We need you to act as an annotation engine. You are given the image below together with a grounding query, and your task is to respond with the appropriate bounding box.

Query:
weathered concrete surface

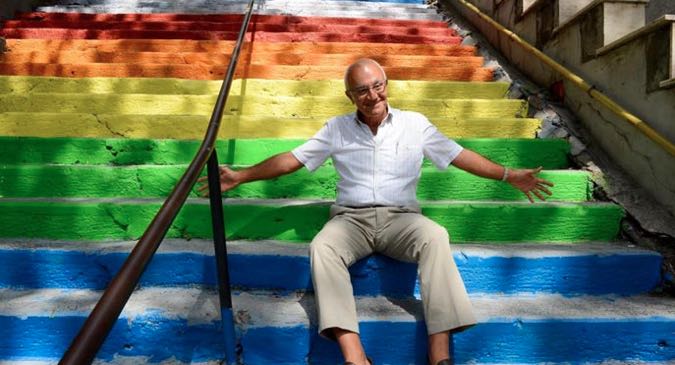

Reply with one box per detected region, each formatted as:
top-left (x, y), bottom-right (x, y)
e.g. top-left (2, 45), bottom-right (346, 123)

top-left (0, 198), bottom-right (623, 242)
top-left (0, 0), bottom-right (46, 20)
top-left (646, 0), bottom-right (675, 23)
top-left (439, 0), bottom-right (675, 225)
top-left (0, 137), bottom-right (571, 168)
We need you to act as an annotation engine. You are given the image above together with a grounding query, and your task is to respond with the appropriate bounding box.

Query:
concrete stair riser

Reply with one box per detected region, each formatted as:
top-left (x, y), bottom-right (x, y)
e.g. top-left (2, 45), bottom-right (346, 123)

top-left (0, 77), bottom-right (509, 99)
top-left (0, 241), bottom-right (662, 296)
top-left (0, 165), bottom-right (591, 201)
top-left (0, 137), bottom-right (572, 168)
top-left (0, 52), bottom-right (484, 68)
top-left (0, 199), bottom-right (623, 242)
top-left (0, 28), bottom-right (460, 43)
top-left (0, 63), bottom-right (492, 80)
top-left (14, 12), bottom-right (448, 26)
top-left (0, 95), bottom-right (525, 118)
top-left (0, 20), bottom-right (458, 37)
top-left (1, 289), bottom-right (673, 363)
top-left (4, 39), bottom-right (480, 55)
top-left (0, 113), bottom-right (539, 139)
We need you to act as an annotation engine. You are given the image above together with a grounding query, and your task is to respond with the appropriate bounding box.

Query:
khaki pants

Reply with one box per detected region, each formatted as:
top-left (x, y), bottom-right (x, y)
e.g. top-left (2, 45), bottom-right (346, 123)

top-left (310, 205), bottom-right (476, 338)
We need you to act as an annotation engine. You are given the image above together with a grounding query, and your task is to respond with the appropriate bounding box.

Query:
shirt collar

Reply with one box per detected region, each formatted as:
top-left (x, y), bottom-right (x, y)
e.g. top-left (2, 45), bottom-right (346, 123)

top-left (353, 104), bottom-right (395, 126)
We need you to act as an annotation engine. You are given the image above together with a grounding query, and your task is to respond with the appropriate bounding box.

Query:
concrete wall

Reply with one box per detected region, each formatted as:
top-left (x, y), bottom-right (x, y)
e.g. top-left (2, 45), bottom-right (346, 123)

top-left (1, 0), bottom-right (47, 20)
top-left (440, 0), bottom-right (675, 221)
top-left (647, 0), bottom-right (675, 22)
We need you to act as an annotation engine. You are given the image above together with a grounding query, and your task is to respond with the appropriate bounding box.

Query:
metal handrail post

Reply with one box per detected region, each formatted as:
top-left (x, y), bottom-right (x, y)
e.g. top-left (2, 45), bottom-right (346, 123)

top-left (206, 152), bottom-right (237, 364)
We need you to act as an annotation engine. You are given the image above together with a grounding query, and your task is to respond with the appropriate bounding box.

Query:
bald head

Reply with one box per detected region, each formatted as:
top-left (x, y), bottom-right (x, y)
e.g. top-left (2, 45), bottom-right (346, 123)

top-left (344, 58), bottom-right (387, 91)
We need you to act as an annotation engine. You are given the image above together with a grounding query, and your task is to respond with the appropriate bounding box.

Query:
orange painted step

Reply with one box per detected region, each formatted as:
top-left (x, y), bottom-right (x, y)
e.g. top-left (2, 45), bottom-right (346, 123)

top-left (14, 12), bottom-right (450, 28)
top-left (1, 20), bottom-right (456, 37)
top-left (0, 63), bottom-right (493, 81)
top-left (0, 51), bottom-right (484, 68)
top-left (4, 39), bottom-right (479, 56)
top-left (0, 28), bottom-right (460, 44)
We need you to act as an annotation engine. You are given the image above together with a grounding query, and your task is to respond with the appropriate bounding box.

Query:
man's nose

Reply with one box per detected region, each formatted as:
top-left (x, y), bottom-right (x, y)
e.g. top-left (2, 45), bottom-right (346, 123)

top-left (365, 87), bottom-right (379, 100)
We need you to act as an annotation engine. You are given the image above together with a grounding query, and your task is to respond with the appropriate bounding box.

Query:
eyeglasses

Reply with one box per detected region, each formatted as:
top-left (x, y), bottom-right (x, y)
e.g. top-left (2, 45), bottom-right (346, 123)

top-left (348, 80), bottom-right (387, 98)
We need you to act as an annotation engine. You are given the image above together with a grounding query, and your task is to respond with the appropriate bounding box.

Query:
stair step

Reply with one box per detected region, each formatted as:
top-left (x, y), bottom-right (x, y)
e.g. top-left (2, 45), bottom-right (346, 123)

top-left (4, 39), bottom-right (479, 55)
top-left (0, 113), bottom-right (538, 139)
top-left (0, 137), bottom-right (571, 169)
top-left (1, 51), bottom-right (483, 68)
top-left (0, 76), bottom-right (509, 99)
top-left (0, 288), bottom-right (672, 363)
top-left (0, 198), bottom-right (623, 242)
top-left (0, 165), bottom-right (590, 201)
top-left (0, 28), bottom-right (458, 44)
top-left (0, 95), bottom-right (523, 118)
top-left (0, 240), bottom-right (660, 296)
top-left (0, 62), bottom-right (492, 81)
top-left (15, 11), bottom-right (446, 27)
top-left (1, 20), bottom-right (456, 38)
top-left (32, 7), bottom-right (443, 21)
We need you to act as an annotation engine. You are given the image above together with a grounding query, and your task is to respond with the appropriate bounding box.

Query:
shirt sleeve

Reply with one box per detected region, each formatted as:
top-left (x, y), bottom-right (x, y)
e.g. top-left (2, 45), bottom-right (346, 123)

top-left (421, 118), bottom-right (464, 170)
top-left (291, 121), bottom-right (334, 172)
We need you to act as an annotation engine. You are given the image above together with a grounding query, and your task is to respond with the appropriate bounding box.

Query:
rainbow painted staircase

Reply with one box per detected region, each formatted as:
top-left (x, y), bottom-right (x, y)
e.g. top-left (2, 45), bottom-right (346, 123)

top-left (0, 0), bottom-right (673, 364)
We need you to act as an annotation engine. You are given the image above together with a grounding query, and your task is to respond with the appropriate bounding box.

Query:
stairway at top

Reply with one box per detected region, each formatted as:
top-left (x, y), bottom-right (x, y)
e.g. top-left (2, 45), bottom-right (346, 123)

top-left (0, 0), bottom-right (672, 364)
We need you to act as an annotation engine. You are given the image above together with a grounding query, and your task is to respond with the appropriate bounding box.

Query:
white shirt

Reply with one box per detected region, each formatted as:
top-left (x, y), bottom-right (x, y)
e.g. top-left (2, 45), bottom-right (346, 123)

top-left (291, 107), bottom-right (464, 207)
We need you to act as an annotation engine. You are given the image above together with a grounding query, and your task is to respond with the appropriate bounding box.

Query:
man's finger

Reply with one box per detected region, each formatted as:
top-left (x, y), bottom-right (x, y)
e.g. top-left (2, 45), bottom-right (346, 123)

top-left (537, 184), bottom-right (553, 196)
top-left (535, 178), bottom-right (554, 187)
top-left (525, 191), bottom-right (534, 203)
top-left (530, 166), bottom-right (543, 175)
top-left (533, 190), bottom-right (546, 201)
top-left (197, 175), bottom-right (208, 183)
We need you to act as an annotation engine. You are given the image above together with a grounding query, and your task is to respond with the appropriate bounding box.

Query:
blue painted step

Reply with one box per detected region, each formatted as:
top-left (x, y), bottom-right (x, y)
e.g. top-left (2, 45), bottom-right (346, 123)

top-left (0, 240), bottom-right (662, 296)
top-left (1, 288), bottom-right (673, 364)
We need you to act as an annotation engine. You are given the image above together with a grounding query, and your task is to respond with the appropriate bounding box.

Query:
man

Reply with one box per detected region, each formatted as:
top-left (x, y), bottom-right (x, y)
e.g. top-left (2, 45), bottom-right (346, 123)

top-left (199, 58), bottom-right (553, 365)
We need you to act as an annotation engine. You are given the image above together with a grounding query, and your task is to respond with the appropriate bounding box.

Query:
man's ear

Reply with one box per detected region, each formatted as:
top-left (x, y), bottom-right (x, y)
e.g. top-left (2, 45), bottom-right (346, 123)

top-left (345, 91), bottom-right (355, 104)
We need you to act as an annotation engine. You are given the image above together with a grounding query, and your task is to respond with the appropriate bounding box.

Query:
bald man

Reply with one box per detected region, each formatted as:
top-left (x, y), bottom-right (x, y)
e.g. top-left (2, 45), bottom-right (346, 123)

top-left (200, 59), bottom-right (553, 365)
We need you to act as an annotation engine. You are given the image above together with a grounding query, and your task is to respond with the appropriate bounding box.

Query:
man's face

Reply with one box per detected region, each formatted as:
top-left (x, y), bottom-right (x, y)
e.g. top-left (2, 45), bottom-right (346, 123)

top-left (345, 65), bottom-right (388, 121)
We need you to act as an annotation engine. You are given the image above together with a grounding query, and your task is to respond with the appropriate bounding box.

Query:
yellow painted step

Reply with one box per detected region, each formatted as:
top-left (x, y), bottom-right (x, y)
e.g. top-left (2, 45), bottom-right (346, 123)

top-left (0, 113), bottom-right (540, 139)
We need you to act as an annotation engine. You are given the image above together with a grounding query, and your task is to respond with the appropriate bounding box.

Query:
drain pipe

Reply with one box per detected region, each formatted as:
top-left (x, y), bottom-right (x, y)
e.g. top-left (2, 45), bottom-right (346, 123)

top-left (447, 0), bottom-right (675, 157)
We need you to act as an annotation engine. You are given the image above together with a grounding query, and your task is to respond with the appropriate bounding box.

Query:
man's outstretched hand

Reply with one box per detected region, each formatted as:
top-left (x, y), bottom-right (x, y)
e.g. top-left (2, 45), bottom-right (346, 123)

top-left (197, 165), bottom-right (241, 197)
top-left (507, 166), bottom-right (554, 203)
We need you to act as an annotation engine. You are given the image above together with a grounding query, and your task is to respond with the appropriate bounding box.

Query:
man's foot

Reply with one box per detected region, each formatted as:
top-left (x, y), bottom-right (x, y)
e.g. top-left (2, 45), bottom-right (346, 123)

top-left (435, 359), bottom-right (452, 365)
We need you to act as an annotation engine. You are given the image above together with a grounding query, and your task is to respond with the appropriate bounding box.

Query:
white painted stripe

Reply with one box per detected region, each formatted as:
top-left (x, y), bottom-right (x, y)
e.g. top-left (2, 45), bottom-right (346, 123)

top-left (1, 289), bottom-right (673, 327)
top-left (0, 239), bottom-right (657, 258)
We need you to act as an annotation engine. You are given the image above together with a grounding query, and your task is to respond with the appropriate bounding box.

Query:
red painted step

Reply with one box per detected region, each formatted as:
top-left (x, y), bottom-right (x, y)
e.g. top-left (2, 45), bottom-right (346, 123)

top-left (14, 12), bottom-right (450, 28)
top-left (1, 20), bottom-right (456, 37)
top-left (0, 28), bottom-right (461, 44)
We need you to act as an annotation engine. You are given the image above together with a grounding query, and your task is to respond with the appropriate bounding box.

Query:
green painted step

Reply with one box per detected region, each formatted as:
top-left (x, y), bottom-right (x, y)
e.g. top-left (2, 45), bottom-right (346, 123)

top-left (0, 94), bottom-right (528, 118)
top-left (0, 113), bottom-right (540, 139)
top-left (0, 199), bottom-right (622, 242)
top-left (0, 76), bottom-right (510, 99)
top-left (0, 137), bottom-right (571, 168)
top-left (0, 165), bottom-right (590, 201)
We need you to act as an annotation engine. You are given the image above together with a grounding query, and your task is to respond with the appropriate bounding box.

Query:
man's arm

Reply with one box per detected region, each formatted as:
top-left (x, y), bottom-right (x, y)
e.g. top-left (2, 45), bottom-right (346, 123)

top-left (197, 152), bottom-right (303, 196)
top-left (451, 149), bottom-right (554, 202)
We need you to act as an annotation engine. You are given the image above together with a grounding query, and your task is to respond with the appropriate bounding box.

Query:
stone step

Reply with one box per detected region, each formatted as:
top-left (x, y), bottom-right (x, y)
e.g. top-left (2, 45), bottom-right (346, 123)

top-left (0, 95), bottom-right (524, 118)
top-left (0, 28), bottom-right (459, 44)
top-left (0, 76), bottom-right (508, 99)
top-left (15, 11), bottom-right (446, 27)
top-left (4, 39), bottom-right (479, 55)
top-left (0, 137), bottom-right (571, 169)
top-left (0, 51), bottom-right (483, 68)
top-left (0, 62), bottom-right (491, 80)
top-left (32, 7), bottom-right (442, 21)
top-left (0, 239), bottom-right (661, 296)
top-left (0, 113), bottom-right (538, 139)
top-left (1, 20), bottom-right (456, 38)
top-left (0, 165), bottom-right (590, 201)
top-left (0, 288), bottom-right (672, 363)
top-left (0, 198), bottom-right (623, 242)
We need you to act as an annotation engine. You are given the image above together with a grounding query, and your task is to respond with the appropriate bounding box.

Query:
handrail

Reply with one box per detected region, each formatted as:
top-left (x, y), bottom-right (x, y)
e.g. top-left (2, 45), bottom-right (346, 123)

top-left (450, 0), bottom-right (675, 157)
top-left (59, 0), bottom-right (257, 363)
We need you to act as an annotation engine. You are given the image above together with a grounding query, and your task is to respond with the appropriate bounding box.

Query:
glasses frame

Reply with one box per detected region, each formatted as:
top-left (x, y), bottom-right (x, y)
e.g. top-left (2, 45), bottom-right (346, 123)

top-left (348, 79), bottom-right (388, 98)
